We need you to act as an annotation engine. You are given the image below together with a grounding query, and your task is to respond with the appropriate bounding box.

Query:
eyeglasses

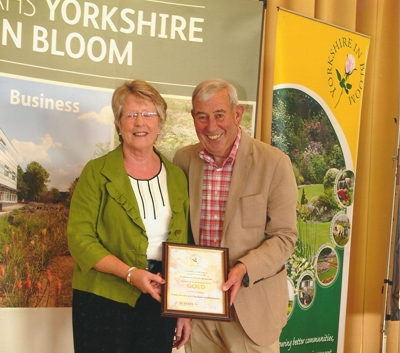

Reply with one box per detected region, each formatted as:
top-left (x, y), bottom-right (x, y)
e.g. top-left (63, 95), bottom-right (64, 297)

top-left (123, 111), bottom-right (159, 119)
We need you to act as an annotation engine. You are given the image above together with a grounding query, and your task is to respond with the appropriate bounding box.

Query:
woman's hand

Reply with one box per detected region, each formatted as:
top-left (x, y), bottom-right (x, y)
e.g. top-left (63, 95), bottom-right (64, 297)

top-left (150, 272), bottom-right (163, 291)
top-left (128, 268), bottom-right (165, 302)
top-left (92, 255), bottom-right (166, 302)
top-left (173, 318), bottom-right (192, 349)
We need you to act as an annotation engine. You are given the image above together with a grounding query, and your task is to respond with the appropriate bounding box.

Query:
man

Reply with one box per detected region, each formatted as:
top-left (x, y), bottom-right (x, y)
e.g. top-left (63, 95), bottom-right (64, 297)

top-left (173, 78), bottom-right (298, 353)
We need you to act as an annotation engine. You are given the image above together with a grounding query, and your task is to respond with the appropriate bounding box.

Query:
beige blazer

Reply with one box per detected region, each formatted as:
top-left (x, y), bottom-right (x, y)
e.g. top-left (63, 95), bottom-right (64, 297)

top-left (174, 131), bottom-right (298, 346)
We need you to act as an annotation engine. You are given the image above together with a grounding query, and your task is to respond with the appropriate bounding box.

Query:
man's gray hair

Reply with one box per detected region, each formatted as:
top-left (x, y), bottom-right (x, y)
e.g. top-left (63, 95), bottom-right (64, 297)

top-left (192, 78), bottom-right (238, 110)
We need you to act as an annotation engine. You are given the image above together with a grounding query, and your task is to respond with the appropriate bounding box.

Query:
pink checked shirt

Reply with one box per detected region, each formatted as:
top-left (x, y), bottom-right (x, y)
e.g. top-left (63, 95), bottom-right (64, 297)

top-left (199, 128), bottom-right (242, 247)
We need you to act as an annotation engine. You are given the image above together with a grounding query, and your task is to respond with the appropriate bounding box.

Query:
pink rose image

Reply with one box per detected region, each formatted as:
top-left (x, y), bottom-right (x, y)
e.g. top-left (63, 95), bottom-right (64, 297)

top-left (345, 54), bottom-right (356, 74)
top-left (335, 54), bottom-right (357, 108)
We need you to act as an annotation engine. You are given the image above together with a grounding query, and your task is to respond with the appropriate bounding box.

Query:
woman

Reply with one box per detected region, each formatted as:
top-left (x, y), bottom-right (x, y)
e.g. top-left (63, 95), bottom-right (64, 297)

top-left (68, 79), bottom-right (192, 353)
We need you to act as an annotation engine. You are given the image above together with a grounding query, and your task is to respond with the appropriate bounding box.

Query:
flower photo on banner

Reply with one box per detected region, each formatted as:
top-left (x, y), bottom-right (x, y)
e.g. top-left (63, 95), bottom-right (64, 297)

top-left (335, 54), bottom-right (357, 108)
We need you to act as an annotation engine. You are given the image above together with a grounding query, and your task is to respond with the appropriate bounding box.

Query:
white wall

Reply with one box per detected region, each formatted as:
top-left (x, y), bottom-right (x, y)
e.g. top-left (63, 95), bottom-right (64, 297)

top-left (0, 307), bottom-right (187, 353)
top-left (0, 308), bottom-right (74, 353)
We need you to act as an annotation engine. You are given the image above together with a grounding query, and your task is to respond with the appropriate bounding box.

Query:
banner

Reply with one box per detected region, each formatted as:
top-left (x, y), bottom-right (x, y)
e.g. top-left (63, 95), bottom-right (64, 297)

top-left (0, 0), bottom-right (264, 309)
top-left (272, 9), bottom-right (370, 353)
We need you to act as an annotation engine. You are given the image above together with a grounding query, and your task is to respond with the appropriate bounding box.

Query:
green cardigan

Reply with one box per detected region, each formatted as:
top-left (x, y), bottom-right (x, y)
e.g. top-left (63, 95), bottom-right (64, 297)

top-left (67, 145), bottom-right (191, 307)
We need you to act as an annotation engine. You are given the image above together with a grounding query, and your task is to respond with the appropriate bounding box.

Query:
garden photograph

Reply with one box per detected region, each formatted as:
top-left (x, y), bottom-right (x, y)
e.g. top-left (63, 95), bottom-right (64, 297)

top-left (298, 274), bottom-right (315, 308)
top-left (331, 213), bottom-right (351, 247)
top-left (0, 203), bottom-right (73, 307)
top-left (316, 246), bottom-right (339, 286)
top-left (272, 88), bottom-right (348, 301)
top-left (335, 170), bottom-right (355, 207)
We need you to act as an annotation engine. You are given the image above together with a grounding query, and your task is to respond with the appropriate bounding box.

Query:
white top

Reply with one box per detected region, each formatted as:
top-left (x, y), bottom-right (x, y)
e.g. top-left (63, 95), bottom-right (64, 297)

top-left (129, 163), bottom-right (171, 260)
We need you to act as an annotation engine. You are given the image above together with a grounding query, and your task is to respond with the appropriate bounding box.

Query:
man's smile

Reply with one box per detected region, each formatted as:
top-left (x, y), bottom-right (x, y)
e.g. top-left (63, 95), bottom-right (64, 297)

top-left (207, 133), bottom-right (222, 140)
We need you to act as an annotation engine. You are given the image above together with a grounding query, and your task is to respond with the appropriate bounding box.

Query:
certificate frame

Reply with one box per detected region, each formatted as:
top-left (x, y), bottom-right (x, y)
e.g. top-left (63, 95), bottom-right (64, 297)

top-left (161, 242), bottom-right (231, 321)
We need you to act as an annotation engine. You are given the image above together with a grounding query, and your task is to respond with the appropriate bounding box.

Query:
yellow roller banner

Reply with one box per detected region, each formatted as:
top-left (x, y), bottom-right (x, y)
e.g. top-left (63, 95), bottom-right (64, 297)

top-left (272, 8), bottom-right (370, 353)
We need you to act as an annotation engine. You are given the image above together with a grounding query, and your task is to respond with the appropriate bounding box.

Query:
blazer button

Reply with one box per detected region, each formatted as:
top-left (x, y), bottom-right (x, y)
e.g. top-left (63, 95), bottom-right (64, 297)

top-left (175, 230), bottom-right (182, 236)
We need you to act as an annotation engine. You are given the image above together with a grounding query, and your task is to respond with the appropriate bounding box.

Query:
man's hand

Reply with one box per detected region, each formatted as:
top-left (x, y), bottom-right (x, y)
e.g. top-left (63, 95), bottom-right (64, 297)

top-left (173, 318), bottom-right (192, 349)
top-left (222, 262), bottom-right (247, 306)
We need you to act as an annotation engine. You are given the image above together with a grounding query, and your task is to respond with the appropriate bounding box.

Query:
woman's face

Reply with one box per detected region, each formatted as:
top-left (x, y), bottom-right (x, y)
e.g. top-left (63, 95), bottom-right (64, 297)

top-left (119, 94), bottom-right (161, 152)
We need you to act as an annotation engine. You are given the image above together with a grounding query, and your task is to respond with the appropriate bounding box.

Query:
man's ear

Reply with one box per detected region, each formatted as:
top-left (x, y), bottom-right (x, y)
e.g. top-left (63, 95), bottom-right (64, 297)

top-left (235, 105), bottom-right (244, 126)
top-left (191, 109), bottom-right (195, 119)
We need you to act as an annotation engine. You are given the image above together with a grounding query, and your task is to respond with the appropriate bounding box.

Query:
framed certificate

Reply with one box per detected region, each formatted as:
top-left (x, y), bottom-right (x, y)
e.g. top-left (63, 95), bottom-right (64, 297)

top-left (161, 242), bottom-right (231, 321)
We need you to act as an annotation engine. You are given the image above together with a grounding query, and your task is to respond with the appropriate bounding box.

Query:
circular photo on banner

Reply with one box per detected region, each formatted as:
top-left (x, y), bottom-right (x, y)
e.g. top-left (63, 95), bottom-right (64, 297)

top-left (316, 245), bottom-right (339, 286)
top-left (297, 271), bottom-right (315, 309)
top-left (331, 212), bottom-right (351, 247)
top-left (287, 277), bottom-right (295, 319)
top-left (334, 169), bottom-right (355, 207)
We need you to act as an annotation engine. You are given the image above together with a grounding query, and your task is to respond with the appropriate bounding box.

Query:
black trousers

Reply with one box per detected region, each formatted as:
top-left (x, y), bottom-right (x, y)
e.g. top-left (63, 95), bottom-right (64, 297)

top-left (72, 289), bottom-right (176, 353)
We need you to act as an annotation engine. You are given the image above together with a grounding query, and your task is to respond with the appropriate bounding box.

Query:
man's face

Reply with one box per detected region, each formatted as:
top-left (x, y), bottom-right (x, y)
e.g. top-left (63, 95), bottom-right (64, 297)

top-left (191, 89), bottom-right (243, 164)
